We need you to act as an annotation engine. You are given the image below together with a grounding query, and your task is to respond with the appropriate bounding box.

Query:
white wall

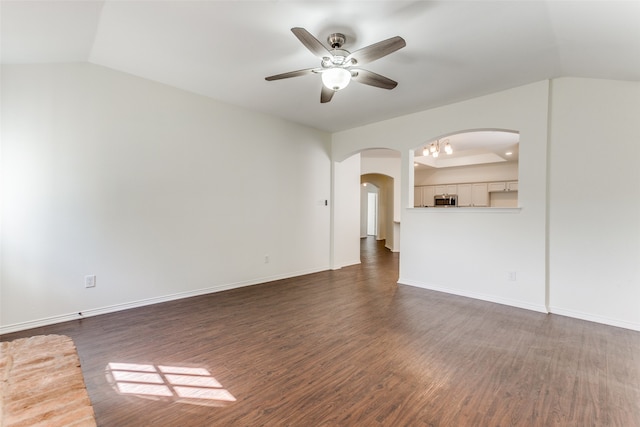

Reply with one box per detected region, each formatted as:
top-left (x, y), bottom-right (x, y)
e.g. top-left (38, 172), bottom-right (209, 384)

top-left (333, 81), bottom-right (550, 314)
top-left (359, 184), bottom-right (370, 238)
top-left (331, 153), bottom-right (361, 269)
top-left (1, 63), bottom-right (332, 332)
top-left (548, 78), bottom-right (640, 330)
top-left (415, 161), bottom-right (518, 186)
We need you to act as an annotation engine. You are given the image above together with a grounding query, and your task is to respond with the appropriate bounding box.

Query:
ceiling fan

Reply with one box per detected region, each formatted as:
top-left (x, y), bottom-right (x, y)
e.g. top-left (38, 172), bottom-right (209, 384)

top-left (265, 27), bottom-right (406, 103)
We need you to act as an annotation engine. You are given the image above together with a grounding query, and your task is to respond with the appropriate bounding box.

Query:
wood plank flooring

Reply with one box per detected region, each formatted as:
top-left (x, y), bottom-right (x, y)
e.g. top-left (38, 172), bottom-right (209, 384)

top-left (2, 237), bottom-right (640, 426)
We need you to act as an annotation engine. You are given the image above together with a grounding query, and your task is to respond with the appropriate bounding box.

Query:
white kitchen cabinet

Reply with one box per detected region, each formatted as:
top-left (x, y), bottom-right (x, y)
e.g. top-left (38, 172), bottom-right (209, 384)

top-left (414, 186), bottom-right (423, 207)
top-left (488, 182), bottom-right (506, 192)
top-left (488, 181), bottom-right (518, 192)
top-left (422, 186), bottom-right (436, 207)
top-left (417, 182), bottom-right (510, 207)
top-left (471, 183), bottom-right (489, 206)
top-left (458, 183), bottom-right (488, 207)
top-left (414, 186), bottom-right (436, 207)
top-left (457, 184), bottom-right (472, 206)
top-left (435, 184), bottom-right (457, 196)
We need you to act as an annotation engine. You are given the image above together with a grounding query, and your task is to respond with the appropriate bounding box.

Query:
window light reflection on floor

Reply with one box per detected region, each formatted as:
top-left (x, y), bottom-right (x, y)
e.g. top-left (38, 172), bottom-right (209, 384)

top-left (105, 362), bottom-right (236, 407)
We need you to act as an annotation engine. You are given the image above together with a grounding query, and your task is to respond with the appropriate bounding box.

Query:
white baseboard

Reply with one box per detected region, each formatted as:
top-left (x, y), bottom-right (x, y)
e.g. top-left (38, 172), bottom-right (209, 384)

top-left (0, 266), bottom-right (330, 335)
top-left (548, 306), bottom-right (640, 332)
top-left (398, 277), bottom-right (548, 314)
top-left (331, 259), bottom-right (361, 270)
top-left (398, 278), bottom-right (640, 331)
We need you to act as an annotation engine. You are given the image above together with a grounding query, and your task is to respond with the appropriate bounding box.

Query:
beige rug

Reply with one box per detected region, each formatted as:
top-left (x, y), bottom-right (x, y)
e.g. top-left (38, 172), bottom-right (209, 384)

top-left (0, 335), bottom-right (96, 427)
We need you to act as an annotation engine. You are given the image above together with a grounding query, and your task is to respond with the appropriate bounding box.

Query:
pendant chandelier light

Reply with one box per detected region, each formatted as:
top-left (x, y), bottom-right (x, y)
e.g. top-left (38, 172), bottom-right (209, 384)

top-left (423, 139), bottom-right (453, 158)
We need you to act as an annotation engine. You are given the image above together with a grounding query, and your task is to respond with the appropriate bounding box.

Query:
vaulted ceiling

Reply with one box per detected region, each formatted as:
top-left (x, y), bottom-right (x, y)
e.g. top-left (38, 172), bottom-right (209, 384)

top-left (2, 1), bottom-right (639, 133)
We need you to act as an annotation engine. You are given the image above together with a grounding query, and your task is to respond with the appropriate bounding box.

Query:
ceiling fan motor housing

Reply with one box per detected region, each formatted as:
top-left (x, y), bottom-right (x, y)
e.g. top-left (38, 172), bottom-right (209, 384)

top-left (327, 33), bottom-right (346, 49)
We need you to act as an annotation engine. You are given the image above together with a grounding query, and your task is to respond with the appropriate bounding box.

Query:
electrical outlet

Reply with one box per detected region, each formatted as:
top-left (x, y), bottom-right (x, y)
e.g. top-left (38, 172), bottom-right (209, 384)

top-left (507, 271), bottom-right (517, 282)
top-left (264, 255), bottom-right (269, 264)
top-left (85, 275), bottom-right (96, 288)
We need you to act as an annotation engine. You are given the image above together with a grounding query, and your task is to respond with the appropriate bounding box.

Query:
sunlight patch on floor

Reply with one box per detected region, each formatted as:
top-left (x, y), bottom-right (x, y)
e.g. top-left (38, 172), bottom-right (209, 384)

top-left (105, 362), bottom-right (236, 407)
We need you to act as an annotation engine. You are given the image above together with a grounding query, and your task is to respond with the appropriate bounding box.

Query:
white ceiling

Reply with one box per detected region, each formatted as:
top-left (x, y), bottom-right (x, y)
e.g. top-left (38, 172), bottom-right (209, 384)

top-left (415, 130), bottom-right (519, 169)
top-left (2, 1), bottom-right (639, 133)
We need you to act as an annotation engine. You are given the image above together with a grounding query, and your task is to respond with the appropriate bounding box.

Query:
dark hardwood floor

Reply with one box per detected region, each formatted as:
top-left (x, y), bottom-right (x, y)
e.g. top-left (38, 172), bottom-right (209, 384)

top-left (3, 237), bottom-right (640, 426)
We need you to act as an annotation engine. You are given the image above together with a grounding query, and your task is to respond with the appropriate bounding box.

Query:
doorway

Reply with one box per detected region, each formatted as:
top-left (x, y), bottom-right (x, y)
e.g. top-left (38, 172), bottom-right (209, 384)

top-left (367, 189), bottom-right (378, 236)
top-left (360, 174), bottom-right (396, 251)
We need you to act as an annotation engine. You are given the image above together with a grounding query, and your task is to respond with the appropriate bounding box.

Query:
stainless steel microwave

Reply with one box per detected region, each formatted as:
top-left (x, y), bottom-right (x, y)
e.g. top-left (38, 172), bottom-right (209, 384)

top-left (434, 194), bottom-right (458, 207)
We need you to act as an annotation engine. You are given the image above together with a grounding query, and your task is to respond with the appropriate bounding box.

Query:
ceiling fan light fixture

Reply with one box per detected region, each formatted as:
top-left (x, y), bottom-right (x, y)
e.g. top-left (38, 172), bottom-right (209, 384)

top-left (322, 68), bottom-right (351, 91)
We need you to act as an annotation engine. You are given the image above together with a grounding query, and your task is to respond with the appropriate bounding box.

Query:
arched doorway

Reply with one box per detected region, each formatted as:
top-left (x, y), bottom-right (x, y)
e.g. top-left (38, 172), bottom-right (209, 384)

top-left (330, 148), bottom-right (400, 270)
